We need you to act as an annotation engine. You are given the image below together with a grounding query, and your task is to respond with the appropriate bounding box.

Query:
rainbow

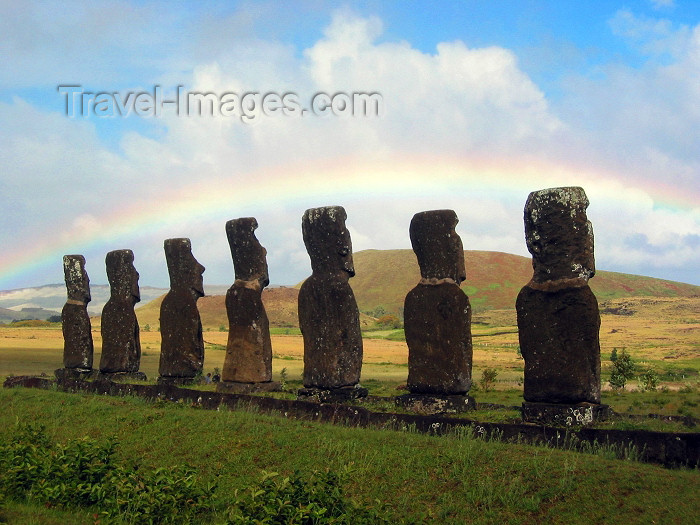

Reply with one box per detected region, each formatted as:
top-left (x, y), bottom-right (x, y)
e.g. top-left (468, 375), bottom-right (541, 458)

top-left (1, 154), bottom-right (697, 289)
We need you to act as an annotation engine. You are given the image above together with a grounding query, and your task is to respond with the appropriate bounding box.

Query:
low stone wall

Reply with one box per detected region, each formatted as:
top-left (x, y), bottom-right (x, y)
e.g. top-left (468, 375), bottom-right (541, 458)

top-left (4, 375), bottom-right (698, 468)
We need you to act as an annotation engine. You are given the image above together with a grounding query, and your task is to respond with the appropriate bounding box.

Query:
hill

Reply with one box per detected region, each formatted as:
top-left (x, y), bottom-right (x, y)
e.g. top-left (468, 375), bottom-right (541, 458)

top-left (0, 284), bottom-right (170, 318)
top-left (125, 249), bottom-right (698, 329)
top-left (132, 286), bottom-right (305, 331)
top-left (350, 249), bottom-right (700, 315)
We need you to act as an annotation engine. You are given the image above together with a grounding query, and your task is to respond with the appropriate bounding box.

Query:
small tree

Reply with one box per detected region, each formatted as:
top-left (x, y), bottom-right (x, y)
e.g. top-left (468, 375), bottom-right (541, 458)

top-left (639, 368), bottom-right (659, 392)
top-left (609, 349), bottom-right (635, 390)
top-left (479, 368), bottom-right (498, 392)
top-left (376, 314), bottom-right (402, 329)
top-left (143, 324), bottom-right (150, 332)
top-left (610, 347), bottom-right (618, 362)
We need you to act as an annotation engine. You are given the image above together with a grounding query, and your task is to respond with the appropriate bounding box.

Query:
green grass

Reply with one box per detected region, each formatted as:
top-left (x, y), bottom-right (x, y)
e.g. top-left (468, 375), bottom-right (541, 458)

top-left (269, 327), bottom-right (302, 335)
top-left (0, 387), bottom-right (698, 524)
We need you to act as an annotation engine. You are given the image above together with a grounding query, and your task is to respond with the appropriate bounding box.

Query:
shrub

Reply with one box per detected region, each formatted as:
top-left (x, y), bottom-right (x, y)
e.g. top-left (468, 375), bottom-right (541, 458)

top-left (376, 314), bottom-right (402, 329)
top-left (0, 424), bottom-right (214, 524)
top-left (639, 369), bottom-right (659, 392)
top-left (609, 349), bottom-right (635, 390)
top-left (479, 368), bottom-right (498, 392)
top-left (226, 470), bottom-right (393, 524)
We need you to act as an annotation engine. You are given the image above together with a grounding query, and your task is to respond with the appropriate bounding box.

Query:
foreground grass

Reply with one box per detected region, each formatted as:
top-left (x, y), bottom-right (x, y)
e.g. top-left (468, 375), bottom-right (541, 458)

top-left (1, 388), bottom-right (698, 524)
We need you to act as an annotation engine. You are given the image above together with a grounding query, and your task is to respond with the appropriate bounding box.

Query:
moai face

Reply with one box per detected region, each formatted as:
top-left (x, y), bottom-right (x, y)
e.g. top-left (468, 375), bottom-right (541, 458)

top-left (524, 187), bottom-right (595, 283)
top-left (164, 238), bottom-right (205, 298)
top-left (226, 217), bottom-right (269, 288)
top-left (63, 254), bottom-right (91, 303)
top-left (105, 250), bottom-right (140, 305)
top-left (409, 210), bottom-right (466, 284)
top-left (302, 206), bottom-right (354, 278)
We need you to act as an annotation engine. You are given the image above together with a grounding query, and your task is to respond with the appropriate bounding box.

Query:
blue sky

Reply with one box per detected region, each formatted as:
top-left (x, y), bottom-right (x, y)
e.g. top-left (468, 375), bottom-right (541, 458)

top-left (1, 0), bottom-right (698, 290)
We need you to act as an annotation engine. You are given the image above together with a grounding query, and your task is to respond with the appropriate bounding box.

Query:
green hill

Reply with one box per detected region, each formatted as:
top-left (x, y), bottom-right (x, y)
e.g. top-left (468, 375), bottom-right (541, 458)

top-left (351, 249), bottom-right (700, 315)
top-left (129, 250), bottom-right (699, 327)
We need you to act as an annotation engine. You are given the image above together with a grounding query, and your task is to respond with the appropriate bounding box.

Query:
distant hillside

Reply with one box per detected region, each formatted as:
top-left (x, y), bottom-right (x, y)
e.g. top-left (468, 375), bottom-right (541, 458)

top-left (132, 287), bottom-right (304, 330)
top-left (131, 286), bottom-right (376, 331)
top-left (0, 284), bottom-right (169, 317)
top-left (104, 249), bottom-right (700, 328)
top-left (351, 249), bottom-right (700, 314)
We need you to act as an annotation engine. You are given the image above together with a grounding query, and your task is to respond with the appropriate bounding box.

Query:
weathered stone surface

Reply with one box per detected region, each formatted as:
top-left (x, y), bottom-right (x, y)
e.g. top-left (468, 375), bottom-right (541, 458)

top-left (404, 210), bottom-right (472, 395)
top-left (410, 210), bottom-right (466, 283)
top-left (61, 255), bottom-right (93, 370)
top-left (524, 186), bottom-right (595, 286)
top-left (221, 218), bottom-right (273, 384)
top-left (217, 380), bottom-right (281, 394)
top-left (516, 187), bottom-right (602, 404)
top-left (522, 402), bottom-right (611, 426)
top-left (158, 238), bottom-right (205, 379)
top-left (297, 385), bottom-right (368, 403)
top-left (100, 250), bottom-right (142, 374)
top-left (395, 393), bottom-right (476, 415)
top-left (298, 206), bottom-right (363, 390)
top-left (517, 286), bottom-right (601, 403)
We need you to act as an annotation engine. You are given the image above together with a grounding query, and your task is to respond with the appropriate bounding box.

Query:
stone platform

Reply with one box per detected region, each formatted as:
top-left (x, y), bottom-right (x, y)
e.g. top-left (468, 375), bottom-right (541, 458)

top-left (396, 393), bottom-right (476, 415)
top-left (297, 385), bottom-right (368, 403)
top-left (97, 371), bottom-right (147, 382)
top-left (54, 368), bottom-right (99, 381)
top-left (216, 381), bottom-right (281, 394)
top-left (522, 402), bottom-right (611, 426)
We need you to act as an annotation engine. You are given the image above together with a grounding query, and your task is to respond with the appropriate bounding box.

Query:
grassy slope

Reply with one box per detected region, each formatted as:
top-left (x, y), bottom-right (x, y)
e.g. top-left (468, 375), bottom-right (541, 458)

top-left (132, 286), bottom-right (375, 331)
top-left (1, 387), bottom-right (698, 524)
top-left (129, 250), bottom-right (700, 328)
top-left (351, 249), bottom-right (700, 314)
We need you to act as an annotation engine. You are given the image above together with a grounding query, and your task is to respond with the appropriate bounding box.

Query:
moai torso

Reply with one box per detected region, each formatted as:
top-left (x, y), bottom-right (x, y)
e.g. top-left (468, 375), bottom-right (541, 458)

top-left (61, 255), bottom-right (94, 370)
top-left (298, 206), bottom-right (363, 389)
top-left (404, 210), bottom-right (472, 394)
top-left (159, 238), bottom-right (205, 378)
top-left (222, 218), bottom-right (273, 383)
top-left (516, 187), bottom-right (601, 403)
top-left (100, 250), bottom-right (141, 373)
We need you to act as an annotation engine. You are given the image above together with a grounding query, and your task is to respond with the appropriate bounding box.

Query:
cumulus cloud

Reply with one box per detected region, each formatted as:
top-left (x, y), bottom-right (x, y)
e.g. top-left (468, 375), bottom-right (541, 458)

top-left (0, 7), bottom-right (698, 289)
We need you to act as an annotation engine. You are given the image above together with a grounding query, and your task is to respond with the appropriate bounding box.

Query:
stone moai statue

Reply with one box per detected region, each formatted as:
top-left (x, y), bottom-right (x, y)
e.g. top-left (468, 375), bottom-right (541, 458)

top-left (158, 238), bottom-right (205, 383)
top-left (516, 187), bottom-right (606, 424)
top-left (297, 206), bottom-right (365, 400)
top-left (397, 210), bottom-right (474, 414)
top-left (404, 210), bottom-right (472, 393)
top-left (60, 254), bottom-right (94, 372)
top-left (218, 218), bottom-right (279, 393)
top-left (99, 249), bottom-right (144, 378)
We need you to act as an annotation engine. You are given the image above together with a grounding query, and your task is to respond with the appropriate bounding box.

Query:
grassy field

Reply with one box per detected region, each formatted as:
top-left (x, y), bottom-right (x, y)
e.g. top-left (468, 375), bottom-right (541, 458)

top-left (2, 295), bottom-right (698, 422)
top-left (1, 387), bottom-right (699, 524)
top-left (1, 297), bottom-right (699, 523)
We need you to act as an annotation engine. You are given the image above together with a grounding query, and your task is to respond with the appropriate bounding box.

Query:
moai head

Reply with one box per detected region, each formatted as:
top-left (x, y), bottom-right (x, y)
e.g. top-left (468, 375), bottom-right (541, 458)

top-left (63, 254), bottom-right (91, 303)
top-left (226, 217), bottom-right (269, 288)
top-left (410, 210), bottom-right (466, 284)
top-left (302, 206), bottom-right (354, 278)
top-left (524, 186), bottom-right (595, 283)
top-left (106, 249), bottom-right (140, 305)
top-left (164, 238), bottom-right (205, 298)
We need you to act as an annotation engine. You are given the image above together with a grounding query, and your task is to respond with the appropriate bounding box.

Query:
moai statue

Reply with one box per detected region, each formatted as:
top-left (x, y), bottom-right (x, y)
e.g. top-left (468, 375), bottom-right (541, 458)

top-left (516, 187), bottom-right (607, 424)
top-left (398, 210), bottom-right (474, 414)
top-left (99, 249), bottom-right (145, 380)
top-left (297, 206), bottom-right (366, 401)
top-left (218, 218), bottom-right (280, 393)
top-left (59, 255), bottom-right (94, 376)
top-left (158, 238), bottom-right (205, 384)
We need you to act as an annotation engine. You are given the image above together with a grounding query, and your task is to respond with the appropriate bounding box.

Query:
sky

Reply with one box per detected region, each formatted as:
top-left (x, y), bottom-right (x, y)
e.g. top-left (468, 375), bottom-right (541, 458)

top-left (1, 0), bottom-right (699, 290)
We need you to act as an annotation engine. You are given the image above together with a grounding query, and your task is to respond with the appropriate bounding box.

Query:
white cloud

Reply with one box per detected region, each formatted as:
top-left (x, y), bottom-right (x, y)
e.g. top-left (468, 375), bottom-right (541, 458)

top-left (0, 7), bottom-right (698, 289)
